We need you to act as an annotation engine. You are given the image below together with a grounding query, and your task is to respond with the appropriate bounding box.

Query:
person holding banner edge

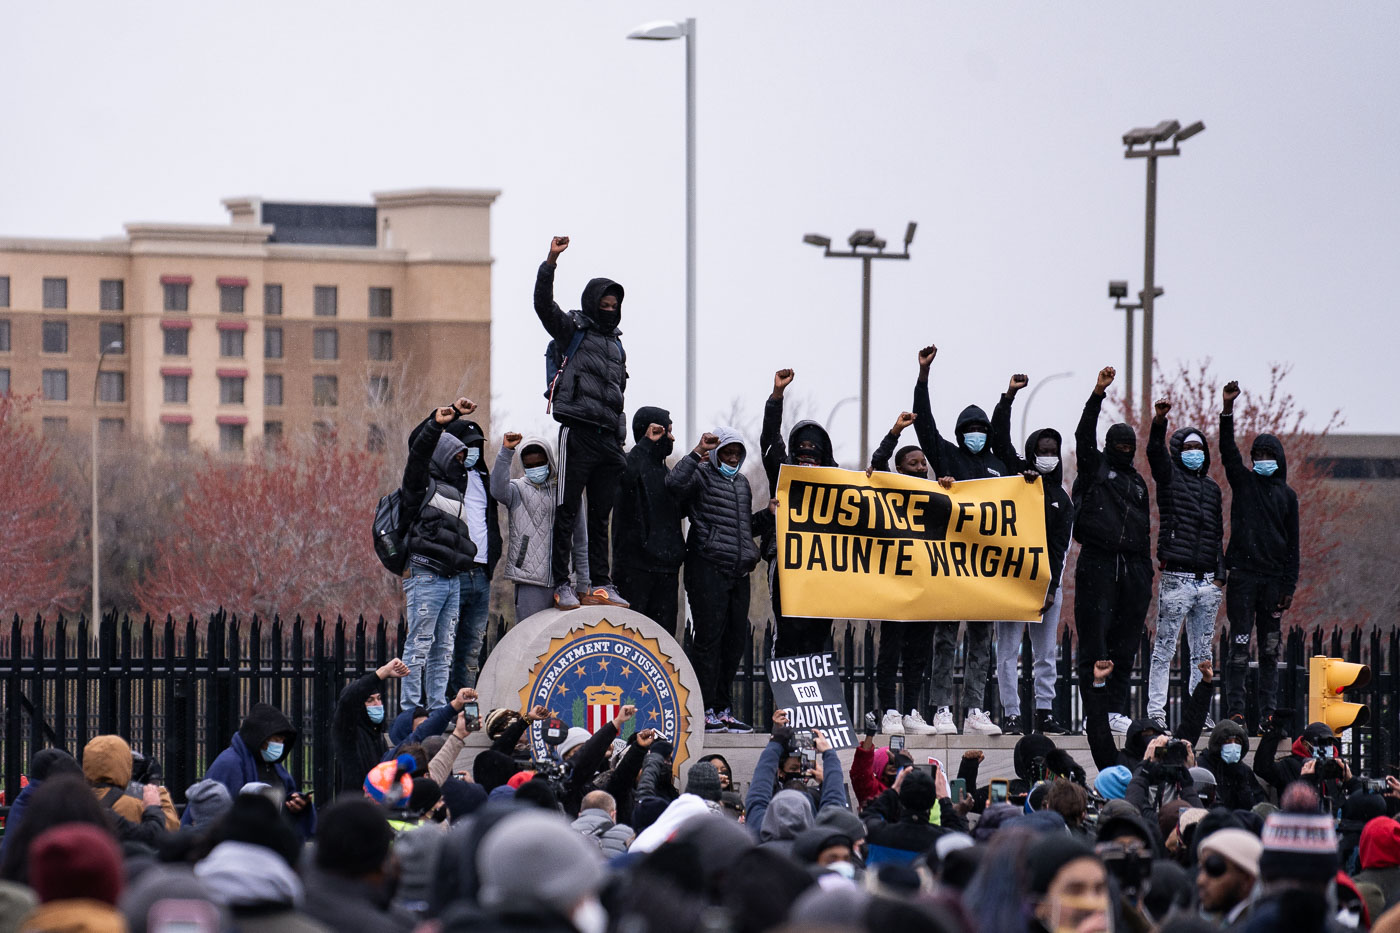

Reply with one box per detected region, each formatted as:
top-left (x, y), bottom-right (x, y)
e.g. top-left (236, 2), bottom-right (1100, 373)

top-left (911, 344), bottom-right (1005, 737)
top-left (990, 373), bottom-right (1074, 737)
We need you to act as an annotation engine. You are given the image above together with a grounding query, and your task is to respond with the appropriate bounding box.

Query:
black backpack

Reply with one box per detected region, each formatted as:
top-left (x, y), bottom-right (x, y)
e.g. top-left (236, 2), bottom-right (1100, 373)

top-left (372, 482), bottom-right (430, 575)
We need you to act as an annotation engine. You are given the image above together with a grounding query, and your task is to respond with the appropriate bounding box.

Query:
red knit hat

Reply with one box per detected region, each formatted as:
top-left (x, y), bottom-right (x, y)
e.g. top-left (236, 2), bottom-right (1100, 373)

top-left (29, 823), bottom-right (123, 905)
top-left (507, 769), bottom-right (537, 790)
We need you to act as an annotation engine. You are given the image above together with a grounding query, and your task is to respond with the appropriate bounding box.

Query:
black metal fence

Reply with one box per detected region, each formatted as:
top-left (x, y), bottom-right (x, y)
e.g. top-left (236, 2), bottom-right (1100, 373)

top-left (3, 612), bottom-right (1396, 807)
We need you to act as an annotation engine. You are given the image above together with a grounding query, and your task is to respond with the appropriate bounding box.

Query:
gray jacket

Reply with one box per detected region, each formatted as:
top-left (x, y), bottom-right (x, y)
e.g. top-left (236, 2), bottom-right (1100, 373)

top-left (570, 808), bottom-right (634, 858)
top-left (491, 438), bottom-right (589, 587)
top-left (665, 425), bottom-right (760, 577)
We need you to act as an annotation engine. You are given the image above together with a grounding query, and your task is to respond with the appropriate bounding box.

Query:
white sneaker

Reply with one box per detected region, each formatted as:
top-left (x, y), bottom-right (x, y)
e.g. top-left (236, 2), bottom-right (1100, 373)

top-left (881, 710), bottom-right (905, 735)
top-left (1108, 713), bottom-right (1132, 735)
top-left (931, 706), bottom-right (958, 735)
top-left (903, 710), bottom-right (939, 736)
top-left (964, 708), bottom-right (1003, 736)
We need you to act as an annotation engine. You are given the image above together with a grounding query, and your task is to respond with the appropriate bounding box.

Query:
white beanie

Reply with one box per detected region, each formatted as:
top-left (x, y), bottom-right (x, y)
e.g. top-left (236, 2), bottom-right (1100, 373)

top-left (558, 727), bottom-right (591, 757)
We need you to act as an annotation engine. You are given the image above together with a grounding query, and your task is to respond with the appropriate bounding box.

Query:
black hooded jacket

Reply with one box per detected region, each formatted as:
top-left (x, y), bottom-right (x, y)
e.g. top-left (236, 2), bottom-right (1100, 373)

top-left (1193, 718), bottom-right (1266, 810)
top-left (237, 703), bottom-right (300, 787)
top-left (535, 262), bottom-right (628, 442)
top-left (401, 416), bottom-right (480, 577)
top-left (1071, 393), bottom-right (1150, 558)
top-left (331, 671), bottom-right (390, 793)
top-left (992, 393), bottom-right (1073, 591)
top-left (912, 379), bottom-right (1007, 480)
top-left (1147, 419), bottom-right (1225, 578)
top-left (613, 406), bottom-right (687, 573)
top-left (1219, 415), bottom-right (1300, 593)
top-left (759, 394), bottom-right (837, 561)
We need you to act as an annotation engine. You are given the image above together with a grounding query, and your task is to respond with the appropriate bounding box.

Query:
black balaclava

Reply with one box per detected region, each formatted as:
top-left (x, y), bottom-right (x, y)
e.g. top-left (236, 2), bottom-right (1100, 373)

top-left (1105, 423), bottom-right (1137, 470)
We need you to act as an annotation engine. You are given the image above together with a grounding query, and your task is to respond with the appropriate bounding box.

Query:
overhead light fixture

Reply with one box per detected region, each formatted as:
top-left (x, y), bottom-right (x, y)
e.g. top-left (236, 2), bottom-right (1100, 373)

top-left (1108, 281), bottom-right (1128, 300)
top-left (1149, 119), bottom-right (1181, 143)
top-left (1122, 126), bottom-right (1156, 146)
top-left (1174, 120), bottom-right (1205, 143)
top-left (848, 229), bottom-right (877, 248)
top-left (627, 20), bottom-right (685, 40)
top-left (903, 222), bottom-right (917, 248)
top-left (803, 234), bottom-right (832, 248)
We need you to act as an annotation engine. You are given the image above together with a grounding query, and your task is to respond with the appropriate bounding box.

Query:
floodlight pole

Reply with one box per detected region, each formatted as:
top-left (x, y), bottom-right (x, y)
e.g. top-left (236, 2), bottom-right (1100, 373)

top-left (91, 342), bottom-right (119, 627)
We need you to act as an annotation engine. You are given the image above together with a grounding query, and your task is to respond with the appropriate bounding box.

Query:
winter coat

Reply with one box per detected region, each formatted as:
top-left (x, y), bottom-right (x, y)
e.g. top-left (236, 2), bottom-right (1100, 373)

top-left (302, 865), bottom-right (416, 933)
top-left (1253, 724), bottom-right (1355, 799)
top-left (330, 672), bottom-right (390, 793)
top-left (1355, 818), bottom-right (1400, 912)
top-left (194, 840), bottom-right (329, 933)
top-left (760, 395), bottom-right (838, 560)
top-left (1072, 392), bottom-right (1151, 558)
top-left (19, 899), bottom-right (126, 933)
top-left (991, 394), bottom-right (1074, 592)
top-left (1219, 417), bottom-right (1300, 592)
top-left (666, 426), bottom-right (760, 577)
top-left (491, 436), bottom-right (588, 587)
top-left (400, 418), bottom-right (480, 577)
top-left (571, 808), bottom-right (635, 857)
top-left (188, 703), bottom-right (315, 839)
top-left (534, 262), bottom-right (628, 441)
top-left (442, 418), bottom-right (502, 580)
top-left (850, 745), bottom-right (892, 808)
top-left (82, 735), bottom-right (179, 831)
top-left (1147, 419), bottom-right (1226, 578)
top-left (912, 380), bottom-right (1007, 480)
top-left (613, 406), bottom-right (687, 574)
top-left (863, 791), bottom-right (951, 866)
top-left (1193, 719), bottom-right (1267, 810)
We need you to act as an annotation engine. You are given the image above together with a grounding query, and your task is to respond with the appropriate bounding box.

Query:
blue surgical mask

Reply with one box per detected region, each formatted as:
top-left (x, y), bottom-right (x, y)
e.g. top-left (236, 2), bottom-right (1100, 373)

top-left (525, 465), bottom-right (551, 485)
top-left (463, 448), bottom-right (480, 469)
top-left (367, 704), bottom-right (385, 724)
top-left (1253, 459), bottom-right (1277, 477)
top-left (719, 462), bottom-right (740, 478)
top-left (963, 432), bottom-right (987, 454)
top-left (262, 741), bottom-right (284, 762)
top-left (1180, 450), bottom-right (1206, 471)
top-left (1221, 743), bottom-right (1242, 765)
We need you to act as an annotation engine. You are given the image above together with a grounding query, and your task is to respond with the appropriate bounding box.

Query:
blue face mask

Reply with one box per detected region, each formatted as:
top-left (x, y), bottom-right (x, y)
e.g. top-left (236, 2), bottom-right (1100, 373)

top-left (1180, 449), bottom-right (1206, 471)
top-left (366, 704), bottom-right (385, 724)
top-left (262, 741), bottom-right (284, 763)
top-left (963, 432), bottom-right (987, 454)
top-left (719, 461), bottom-right (740, 478)
top-left (1253, 459), bottom-right (1278, 477)
top-left (525, 465), bottom-right (551, 485)
top-left (463, 448), bottom-right (480, 469)
top-left (1220, 742), bottom-right (1243, 765)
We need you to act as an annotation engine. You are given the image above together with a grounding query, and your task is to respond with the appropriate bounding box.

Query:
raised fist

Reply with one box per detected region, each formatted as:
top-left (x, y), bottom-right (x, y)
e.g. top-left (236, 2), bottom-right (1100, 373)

top-left (1008, 373), bottom-right (1029, 394)
top-left (379, 658), bottom-right (410, 680)
top-left (1154, 399), bottom-right (1171, 418)
top-left (893, 411), bottom-right (916, 433)
top-left (548, 236), bottom-right (570, 258)
top-left (645, 423), bottom-right (667, 441)
top-left (773, 369), bottom-right (795, 392)
top-left (1095, 367), bottom-right (1116, 392)
top-left (1093, 659), bottom-right (1114, 685)
top-left (615, 704), bottom-right (637, 724)
top-left (918, 345), bottom-right (938, 368)
top-left (453, 397), bottom-right (477, 416)
top-left (434, 406), bottom-right (457, 425)
top-left (1222, 381), bottom-right (1240, 403)
top-left (696, 433), bottom-right (720, 454)
top-left (1198, 660), bottom-right (1214, 683)
top-left (772, 709), bottom-right (789, 729)
top-left (503, 432), bottom-right (523, 449)
top-left (636, 728), bottom-right (657, 747)
top-left (527, 704), bottom-right (550, 722)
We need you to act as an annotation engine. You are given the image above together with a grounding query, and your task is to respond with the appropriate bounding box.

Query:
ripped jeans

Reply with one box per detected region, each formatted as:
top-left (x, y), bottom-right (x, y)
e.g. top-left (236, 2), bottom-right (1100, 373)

top-left (1146, 572), bottom-right (1224, 722)
top-left (401, 568), bottom-right (459, 712)
top-left (1224, 570), bottom-right (1286, 721)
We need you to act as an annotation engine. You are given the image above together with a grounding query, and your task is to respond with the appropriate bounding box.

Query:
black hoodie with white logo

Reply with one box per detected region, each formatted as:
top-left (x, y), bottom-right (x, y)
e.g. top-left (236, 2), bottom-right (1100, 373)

top-left (1219, 414), bottom-right (1299, 593)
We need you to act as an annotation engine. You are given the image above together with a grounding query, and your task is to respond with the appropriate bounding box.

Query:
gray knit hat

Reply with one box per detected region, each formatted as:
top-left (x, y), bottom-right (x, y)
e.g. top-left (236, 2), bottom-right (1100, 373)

top-left (685, 761), bottom-right (723, 802)
top-left (185, 779), bottom-right (233, 828)
top-left (478, 811), bottom-right (604, 915)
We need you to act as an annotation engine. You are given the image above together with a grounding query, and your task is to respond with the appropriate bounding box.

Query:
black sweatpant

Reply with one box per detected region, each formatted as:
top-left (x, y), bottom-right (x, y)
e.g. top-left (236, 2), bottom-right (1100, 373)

top-left (1073, 545), bottom-right (1153, 715)
top-left (1224, 569), bottom-right (1284, 721)
top-left (553, 424), bottom-right (626, 588)
top-left (685, 555), bottom-right (750, 713)
top-left (770, 564), bottom-right (832, 658)
top-left (875, 621), bottom-right (935, 714)
top-left (615, 567), bottom-right (681, 638)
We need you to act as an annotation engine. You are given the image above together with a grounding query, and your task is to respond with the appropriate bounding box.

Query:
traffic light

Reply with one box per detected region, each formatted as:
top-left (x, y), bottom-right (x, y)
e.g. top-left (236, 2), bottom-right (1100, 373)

top-left (1308, 656), bottom-right (1370, 734)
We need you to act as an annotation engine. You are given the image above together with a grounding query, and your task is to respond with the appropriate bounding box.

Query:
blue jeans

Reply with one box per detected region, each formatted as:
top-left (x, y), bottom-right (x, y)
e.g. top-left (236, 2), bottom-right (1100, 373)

top-left (1147, 572), bottom-right (1224, 721)
top-left (450, 565), bottom-right (492, 693)
top-left (401, 568), bottom-right (460, 712)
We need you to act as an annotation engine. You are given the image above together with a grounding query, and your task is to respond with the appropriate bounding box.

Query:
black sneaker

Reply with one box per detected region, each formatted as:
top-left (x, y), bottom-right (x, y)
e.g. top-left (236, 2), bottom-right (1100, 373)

top-left (1001, 714), bottom-right (1024, 735)
top-left (719, 709), bottom-right (753, 734)
top-left (705, 709), bottom-right (727, 733)
top-left (1036, 710), bottom-right (1071, 735)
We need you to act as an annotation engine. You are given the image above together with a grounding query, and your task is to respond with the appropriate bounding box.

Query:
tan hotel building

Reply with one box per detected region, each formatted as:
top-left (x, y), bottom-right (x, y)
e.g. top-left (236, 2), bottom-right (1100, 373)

top-left (0, 188), bottom-right (497, 451)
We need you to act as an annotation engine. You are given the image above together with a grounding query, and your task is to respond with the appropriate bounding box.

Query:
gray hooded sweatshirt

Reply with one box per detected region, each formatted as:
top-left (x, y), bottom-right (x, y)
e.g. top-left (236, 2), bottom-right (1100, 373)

top-left (491, 436), bottom-right (589, 587)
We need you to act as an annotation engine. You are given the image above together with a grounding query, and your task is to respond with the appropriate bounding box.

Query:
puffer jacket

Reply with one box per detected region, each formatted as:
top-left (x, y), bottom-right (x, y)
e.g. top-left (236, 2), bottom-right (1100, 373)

top-left (912, 379), bottom-right (1007, 480)
top-left (1194, 718), bottom-right (1266, 810)
top-left (82, 735), bottom-right (179, 831)
top-left (400, 417), bottom-right (479, 577)
top-left (759, 396), bottom-right (838, 561)
top-left (1219, 417), bottom-right (1300, 592)
top-left (1071, 392), bottom-right (1150, 558)
top-left (535, 262), bottom-right (627, 442)
top-left (1147, 419), bottom-right (1225, 578)
top-left (490, 436), bottom-right (588, 587)
top-left (666, 426), bottom-right (760, 577)
top-left (570, 808), bottom-right (634, 857)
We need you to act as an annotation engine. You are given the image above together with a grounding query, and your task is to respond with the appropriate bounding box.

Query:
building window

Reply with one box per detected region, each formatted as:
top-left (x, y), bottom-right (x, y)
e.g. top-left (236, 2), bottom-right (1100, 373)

top-left (163, 282), bottom-right (189, 312)
top-left (163, 375), bottom-right (189, 403)
top-left (100, 279), bottom-right (125, 311)
top-left (368, 375), bottom-right (392, 406)
top-left (263, 421), bottom-right (283, 447)
top-left (368, 329), bottom-right (393, 361)
top-left (43, 277), bottom-right (67, 310)
top-left (312, 327), bottom-right (338, 360)
top-left (42, 417), bottom-right (69, 437)
top-left (219, 329), bottom-right (245, 358)
top-left (98, 371), bottom-right (125, 403)
top-left (219, 423), bottom-right (245, 453)
top-left (100, 322), bottom-right (125, 353)
top-left (99, 418), bottom-right (124, 440)
top-left (220, 284), bottom-right (245, 314)
top-left (0, 369), bottom-right (9, 394)
top-left (42, 321), bottom-right (68, 354)
top-left (264, 374), bottom-right (283, 406)
top-left (264, 326), bottom-right (283, 359)
top-left (162, 422), bottom-right (189, 452)
top-left (313, 285), bottom-right (338, 317)
top-left (312, 374), bottom-right (338, 407)
top-left (219, 376), bottom-right (245, 405)
top-left (163, 327), bottom-right (189, 357)
top-left (0, 319), bottom-right (9, 351)
top-left (264, 284), bottom-right (283, 316)
top-left (369, 287), bottom-right (393, 318)
top-left (0, 276), bottom-right (9, 308)
top-left (42, 369), bottom-right (68, 401)
top-left (367, 423), bottom-right (386, 452)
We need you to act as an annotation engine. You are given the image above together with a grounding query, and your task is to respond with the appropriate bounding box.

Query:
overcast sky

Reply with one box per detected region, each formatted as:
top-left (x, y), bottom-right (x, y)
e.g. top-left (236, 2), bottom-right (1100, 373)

top-left (4, 2), bottom-right (1395, 458)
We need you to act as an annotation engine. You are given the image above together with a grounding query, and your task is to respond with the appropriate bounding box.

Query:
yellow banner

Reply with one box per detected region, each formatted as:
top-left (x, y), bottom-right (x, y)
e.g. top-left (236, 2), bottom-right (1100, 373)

top-left (774, 466), bottom-right (1051, 622)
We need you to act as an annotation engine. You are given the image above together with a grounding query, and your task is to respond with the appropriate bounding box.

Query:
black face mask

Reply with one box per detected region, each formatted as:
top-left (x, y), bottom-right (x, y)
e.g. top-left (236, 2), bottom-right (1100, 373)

top-left (654, 436), bottom-right (675, 459)
top-left (903, 469), bottom-right (929, 480)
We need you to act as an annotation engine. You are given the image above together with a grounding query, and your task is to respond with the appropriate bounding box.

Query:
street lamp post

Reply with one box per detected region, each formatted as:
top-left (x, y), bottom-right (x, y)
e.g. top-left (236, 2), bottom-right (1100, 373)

top-left (92, 340), bottom-right (122, 626)
top-left (803, 225), bottom-right (915, 467)
top-left (628, 18), bottom-right (697, 443)
top-left (1120, 119), bottom-right (1204, 417)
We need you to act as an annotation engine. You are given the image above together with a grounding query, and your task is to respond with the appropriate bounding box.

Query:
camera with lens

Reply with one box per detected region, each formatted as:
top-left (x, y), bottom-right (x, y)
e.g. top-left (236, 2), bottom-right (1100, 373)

top-left (1155, 738), bottom-right (1192, 786)
top-left (1319, 758), bottom-right (1346, 782)
top-left (1097, 841), bottom-right (1150, 900)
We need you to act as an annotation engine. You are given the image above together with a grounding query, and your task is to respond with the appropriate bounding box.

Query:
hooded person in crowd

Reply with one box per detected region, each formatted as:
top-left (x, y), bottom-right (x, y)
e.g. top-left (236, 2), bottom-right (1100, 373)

top-left (759, 367), bottom-right (839, 659)
top-left (1339, 793), bottom-right (1389, 876)
top-left (1196, 827), bottom-right (1263, 928)
top-left (1194, 715), bottom-right (1267, 811)
top-left (0, 748), bottom-right (83, 870)
top-left (190, 702), bottom-right (315, 839)
top-left (0, 776), bottom-right (116, 888)
top-left (21, 823), bottom-right (127, 933)
top-left (745, 715), bottom-right (847, 839)
top-left (1072, 366), bottom-right (1153, 734)
top-left (911, 345), bottom-right (1005, 737)
top-left (571, 789), bottom-right (635, 857)
top-left (440, 415), bottom-right (502, 694)
top-left (1218, 380), bottom-right (1300, 726)
top-left (1242, 810), bottom-right (1342, 933)
top-left (184, 779), bottom-right (233, 830)
top-left (120, 865), bottom-right (229, 933)
top-left (302, 798), bottom-right (415, 933)
top-left (612, 406), bottom-right (688, 633)
top-left (1354, 817), bottom-right (1400, 914)
top-left (667, 427), bottom-right (762, 733)
top-left (991, 373), bottom-right (1075, 736)
top-left (330, 656), bottom-right (409, 793)
top-left (1023, 835), bottom-right (1112, 933)
top-left (534, 234), bottom-right (631, 612)
top-left (492, 430), bottom-right (589, 622)
top-left (1145, 398), bottom-right (1227, 731)
top-left (82, 734), bottom-right (180, 831)
top-left (1254, 721), bottom-right (1357, 801)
